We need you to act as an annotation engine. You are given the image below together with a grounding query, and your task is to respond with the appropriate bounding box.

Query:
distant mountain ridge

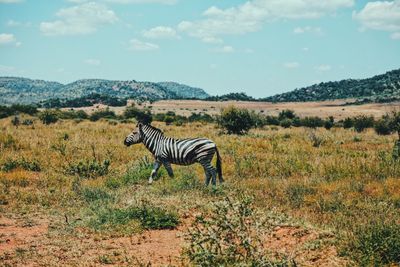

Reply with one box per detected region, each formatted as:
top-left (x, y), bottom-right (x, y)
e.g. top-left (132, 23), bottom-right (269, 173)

top-left (263, 68), bottom-right (400, 102)
top-left (0, 77), bottom-right (210, 105)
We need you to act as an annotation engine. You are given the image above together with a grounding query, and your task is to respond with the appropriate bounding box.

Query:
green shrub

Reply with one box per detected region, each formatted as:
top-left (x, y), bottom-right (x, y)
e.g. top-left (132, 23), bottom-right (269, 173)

top-left (123, 106), bottom-right (152, 124)
top-left (11, 116), bottom-right (20, 127)
top-left (90, 109), bottom-right (117, 121)
top-left (278, 109), bottom-right (296, 120)
top-left (217, 106), bottom-right (256, 134)
top-left (22, 119), bottom-right (33, 126)
top-left (280, 119), bottom-right (292, 128)
top-left (122, 157), bottom-right (164, 185)
top-left (81, 187), bottom-right (113, 203)
top-left (324, 116), bottom-right (334, 130)
top-left (39, 110), bottom-right (59, 125)
top-left (90, 204), bottom-right (179, 230)
top-left (343, 117), bottom-right (353, 129)
top-left (300, 116), bottom-right (325, 128)
top-left (353, 115), bottom-right (374, 133)
top-left (374, 118), bottom-right (392, 135)
top-left (343, 222), bottom-right (400, 266)
top-left (185, 195), bottom-right (289, 266)
top-left (66, 159), bottom-right (110, 178)
top-left (1, 158), bottom-right (41, 172)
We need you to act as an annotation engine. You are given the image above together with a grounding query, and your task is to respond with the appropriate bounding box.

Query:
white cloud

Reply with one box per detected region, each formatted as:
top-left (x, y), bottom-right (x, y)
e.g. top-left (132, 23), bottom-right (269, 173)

top-left (244, 48), bottom-right (254, 53)
top-left (40, 2), bottom-right (118, 36)
top-left (84, 58), bottom-right (101, 66)
top-left (129, 39), bottom-right (159, 51)
top-left (315, 64), bottom-right (332, 72)
top-left (293, 26), bottom-right (322, 34)
top-left (178, 0), bottom-right (353, 43)
top-left (0, 33), bottom-right (16, 44)
top-left (353, 0), bottom-right (400, 39)
top-left (391, 32), bottom-right (400, 39)
top-left (0, 0), bottom-right (22, 3)
top-left (143, 26), bottom-right (178, 39)
top-left (214, 45), bottom-right (234, 53)
top-left (6, 20), bottom-right (31, 27)
top-left (283, 62), bottom-right (300, 69)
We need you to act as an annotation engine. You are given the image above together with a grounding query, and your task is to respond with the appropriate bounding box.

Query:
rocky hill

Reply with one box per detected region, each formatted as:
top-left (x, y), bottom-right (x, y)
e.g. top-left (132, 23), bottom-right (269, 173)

top-left (263, 68), bottom-right (400, 103)
top-left (0, 77), bottom-right (210, 105)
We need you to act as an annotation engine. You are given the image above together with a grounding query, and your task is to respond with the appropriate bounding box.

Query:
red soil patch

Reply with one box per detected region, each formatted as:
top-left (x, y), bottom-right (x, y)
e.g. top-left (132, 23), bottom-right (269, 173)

top-left (265, 226), bottom-right (347, 266)
top-left (0, 215), bottom-right (48, 254)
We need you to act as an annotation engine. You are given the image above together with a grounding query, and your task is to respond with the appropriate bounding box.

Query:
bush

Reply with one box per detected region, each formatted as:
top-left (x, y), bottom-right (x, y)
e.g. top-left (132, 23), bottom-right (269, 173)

top-left (353, 115), bottom-right (374, 133)
top-left (39, 110), bottom-right (59, 125)
top-left (81, 187), bottom-right (113, 203)
top-left (217, 106), bottom-right (256, 134)
top-left (1, 158), bottom-right (41, 172)
top-left (185, 195), bottom-right (288, 266)
top-left (374, 118), bottom-right (392, 135)
top-left (278, 109), bottom-right (296, 120)
top-left (343, 222), bottom-right (400, 266)
top-left (90, 109), bottom-right (117, 121)
top-left (11, 116), bottom-right (20, 127)
top-left (280, 118), bottom-right (292, 128)
top-left (22, 119), bottom-right (33, 126)
top-left (90, 204), bottom-right (179, 230)
top-left (300, 116), bottom-right (325, 128)
top-left (265, 116), bottom-right (280, 126)
top-left (66, 159), bottom-right (110, 178)
top-left (324, 116), bottom-right (334, 130)
top-left (123, 106), bottom-right (152, 124)
top-left (343, 117), bottom-right (353, 129)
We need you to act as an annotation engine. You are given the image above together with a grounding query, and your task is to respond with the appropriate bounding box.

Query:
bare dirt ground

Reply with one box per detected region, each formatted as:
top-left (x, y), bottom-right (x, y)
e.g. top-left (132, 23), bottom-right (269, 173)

top-left (66, 99), bottom-right (400, 119)
top-left (1, 214), bottom-right (345, 266)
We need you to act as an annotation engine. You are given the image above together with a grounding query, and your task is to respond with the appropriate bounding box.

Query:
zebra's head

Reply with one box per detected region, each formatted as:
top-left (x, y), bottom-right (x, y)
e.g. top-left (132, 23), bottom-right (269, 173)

top-left (124, 123), bottom-right (144, 146)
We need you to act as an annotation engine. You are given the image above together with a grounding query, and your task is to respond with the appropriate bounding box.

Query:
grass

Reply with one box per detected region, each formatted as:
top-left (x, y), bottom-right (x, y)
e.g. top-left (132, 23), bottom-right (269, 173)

top-left (0, 117), bottom-right (400, 265)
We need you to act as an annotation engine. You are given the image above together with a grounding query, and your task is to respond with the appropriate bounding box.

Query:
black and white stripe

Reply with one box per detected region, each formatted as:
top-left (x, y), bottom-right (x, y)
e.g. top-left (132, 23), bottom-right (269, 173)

top-left (124, 123), bottom-right (223, 186)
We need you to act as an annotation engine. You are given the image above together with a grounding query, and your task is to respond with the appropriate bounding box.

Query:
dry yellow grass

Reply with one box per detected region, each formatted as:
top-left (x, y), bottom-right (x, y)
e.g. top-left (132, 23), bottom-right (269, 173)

top-left (0, 116), bottom-right (399, 266)
top-left (65, 99), bottom-right (400, 119)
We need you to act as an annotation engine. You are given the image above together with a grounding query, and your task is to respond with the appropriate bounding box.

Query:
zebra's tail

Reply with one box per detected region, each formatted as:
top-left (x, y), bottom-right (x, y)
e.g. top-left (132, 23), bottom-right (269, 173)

top-left (215, 147), bottom-right (224, 183)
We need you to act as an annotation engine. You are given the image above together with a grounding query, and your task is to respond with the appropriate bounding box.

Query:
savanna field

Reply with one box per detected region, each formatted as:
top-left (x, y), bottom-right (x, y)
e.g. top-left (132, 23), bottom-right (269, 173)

top-left (1, 115), bottom-right (400, 266)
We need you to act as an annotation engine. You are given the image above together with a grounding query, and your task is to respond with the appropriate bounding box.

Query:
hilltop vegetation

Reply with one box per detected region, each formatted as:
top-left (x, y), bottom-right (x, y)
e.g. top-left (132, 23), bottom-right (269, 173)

top-left (263, 68), bottom-right (400, 103)
top-left (0, 77), bottom-right (210, 105)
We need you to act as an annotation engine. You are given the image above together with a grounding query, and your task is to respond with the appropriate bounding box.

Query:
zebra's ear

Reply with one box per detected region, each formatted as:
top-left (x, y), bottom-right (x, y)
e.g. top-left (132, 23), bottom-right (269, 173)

top-left (137, 122), bottom-right (143, 129)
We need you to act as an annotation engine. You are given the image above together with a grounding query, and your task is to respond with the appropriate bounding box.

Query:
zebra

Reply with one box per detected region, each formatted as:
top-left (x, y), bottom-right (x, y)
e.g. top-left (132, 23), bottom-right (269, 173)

top-left (124, 123), bottom-right (223, 186)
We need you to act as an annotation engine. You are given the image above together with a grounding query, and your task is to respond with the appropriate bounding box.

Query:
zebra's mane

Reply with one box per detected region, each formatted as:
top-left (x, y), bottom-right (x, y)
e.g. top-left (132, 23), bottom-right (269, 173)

top-left (143, 124), bottom-right (164, 135)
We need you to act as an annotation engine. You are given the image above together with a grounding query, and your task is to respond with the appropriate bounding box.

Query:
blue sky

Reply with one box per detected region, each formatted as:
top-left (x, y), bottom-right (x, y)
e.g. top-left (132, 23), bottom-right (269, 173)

top-left (0, 0), bottom-right (399, 97)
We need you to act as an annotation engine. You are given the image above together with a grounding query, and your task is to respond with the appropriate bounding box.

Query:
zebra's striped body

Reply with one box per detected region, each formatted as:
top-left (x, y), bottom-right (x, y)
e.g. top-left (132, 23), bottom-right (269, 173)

top-left (124, 123), bottom-right (223, 186)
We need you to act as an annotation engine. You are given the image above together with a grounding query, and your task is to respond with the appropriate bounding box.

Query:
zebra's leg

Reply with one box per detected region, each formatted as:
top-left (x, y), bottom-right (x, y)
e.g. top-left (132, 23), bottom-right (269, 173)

top-left (202, 165), bottom-right (211, 186)
top-left (149, 160), bottom-right (161, 184)
top-left (163, 161), bottom-right (174, 178)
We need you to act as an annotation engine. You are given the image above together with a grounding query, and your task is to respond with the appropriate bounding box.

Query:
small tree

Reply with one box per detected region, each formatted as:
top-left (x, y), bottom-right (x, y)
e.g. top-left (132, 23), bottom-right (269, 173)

top-left (324, 116), bottom-right (334, 130)
top-left (280, 118), bottom-right (292, 128)
top-left (353, 115), bottom-right (374, 133)
top-left (389, 111), bottom-right (400, 159)
top-left (39, 110), bottom-right (59, 125)
top-left (217, 106), bottom-right (255, 134)
top-left (123, 105), bottom-right (152, 124)
top-left (278, 109), bottom-right (296, 120)
top-left (374, 116), bottom-right (392, 135)
top-left (343, 117), bottom-right (353, 129)
top-left (11, 116), bottom-right (20, 127)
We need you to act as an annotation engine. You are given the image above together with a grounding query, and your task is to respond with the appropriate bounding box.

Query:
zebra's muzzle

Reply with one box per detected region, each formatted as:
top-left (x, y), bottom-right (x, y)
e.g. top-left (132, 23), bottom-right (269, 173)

top-left (124, 139), bottom-right (131, 146)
